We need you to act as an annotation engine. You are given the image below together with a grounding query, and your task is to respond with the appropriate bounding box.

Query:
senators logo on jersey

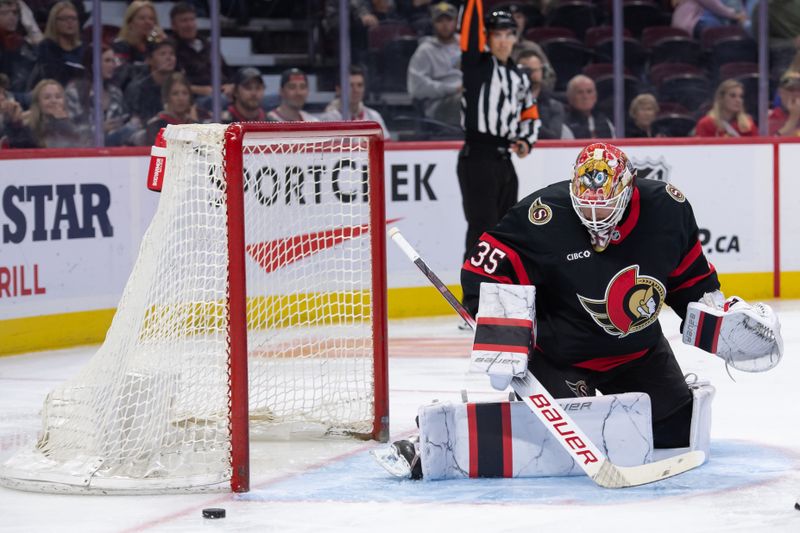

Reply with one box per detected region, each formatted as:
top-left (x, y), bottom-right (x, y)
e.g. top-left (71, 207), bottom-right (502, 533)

top-left (528, 197), bottom-right (552, 225)
top-left (577, 265), bottom-right (666, 338)
top-left (665, 183), bottom-right (686, 202)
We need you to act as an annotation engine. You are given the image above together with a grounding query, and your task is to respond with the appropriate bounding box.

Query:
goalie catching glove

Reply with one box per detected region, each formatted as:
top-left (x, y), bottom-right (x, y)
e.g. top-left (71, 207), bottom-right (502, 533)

top-left (470, 283), bottom-right (536, 390)
top-left (683, 292), bottom-right (783, 372)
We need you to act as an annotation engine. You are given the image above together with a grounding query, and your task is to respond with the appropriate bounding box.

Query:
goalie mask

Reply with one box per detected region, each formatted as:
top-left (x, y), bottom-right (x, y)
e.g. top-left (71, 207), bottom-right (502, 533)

top-left (570, 143), bottom-right (635, 252)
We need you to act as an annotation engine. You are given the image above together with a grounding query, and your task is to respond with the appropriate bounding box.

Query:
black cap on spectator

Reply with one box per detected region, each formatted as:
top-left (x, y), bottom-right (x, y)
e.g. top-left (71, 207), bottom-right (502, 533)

top-left (280, 68), bottom-right (308, 88)
top-left (233, 67), bottom-right (264, 87)
top-left (146, 37), bottom-right (176, 57)
top-left (430, 1), bottom-right (457, 20)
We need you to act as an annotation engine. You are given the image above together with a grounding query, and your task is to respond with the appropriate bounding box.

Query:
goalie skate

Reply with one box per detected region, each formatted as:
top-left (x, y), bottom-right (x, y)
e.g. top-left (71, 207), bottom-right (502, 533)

top-left (371, 439), bottom-right (422, 479)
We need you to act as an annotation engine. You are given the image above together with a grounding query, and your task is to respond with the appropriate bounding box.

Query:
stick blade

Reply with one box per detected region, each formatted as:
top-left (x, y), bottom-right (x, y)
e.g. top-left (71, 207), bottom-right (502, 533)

top-left (592, 450), bottom-right (705, 488)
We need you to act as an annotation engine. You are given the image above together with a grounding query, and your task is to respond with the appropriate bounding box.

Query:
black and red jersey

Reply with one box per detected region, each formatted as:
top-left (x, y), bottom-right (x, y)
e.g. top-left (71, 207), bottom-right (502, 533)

top-left (461, 178), bottom-right (720, 370)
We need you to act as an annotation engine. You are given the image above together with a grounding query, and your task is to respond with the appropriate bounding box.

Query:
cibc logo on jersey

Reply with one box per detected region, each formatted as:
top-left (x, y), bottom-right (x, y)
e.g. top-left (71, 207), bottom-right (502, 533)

top-left (577, 265), bottom-right (666, 338)
top-left (566, 250), bottom-right (591, 261)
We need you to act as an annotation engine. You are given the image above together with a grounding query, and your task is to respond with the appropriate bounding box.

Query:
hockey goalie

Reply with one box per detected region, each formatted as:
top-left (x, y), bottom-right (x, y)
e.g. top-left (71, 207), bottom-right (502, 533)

top-left (374, 142), bottom-right (783, 482)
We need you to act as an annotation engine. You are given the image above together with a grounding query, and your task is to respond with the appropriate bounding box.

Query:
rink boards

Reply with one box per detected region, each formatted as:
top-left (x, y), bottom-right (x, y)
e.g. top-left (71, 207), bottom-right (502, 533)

top-left (1, 138), bottom-right (798, 354)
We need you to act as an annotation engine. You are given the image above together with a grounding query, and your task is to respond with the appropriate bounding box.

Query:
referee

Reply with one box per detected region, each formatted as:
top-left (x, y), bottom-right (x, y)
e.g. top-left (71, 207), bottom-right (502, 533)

top-left (457, 0), bottom-right (540, 262)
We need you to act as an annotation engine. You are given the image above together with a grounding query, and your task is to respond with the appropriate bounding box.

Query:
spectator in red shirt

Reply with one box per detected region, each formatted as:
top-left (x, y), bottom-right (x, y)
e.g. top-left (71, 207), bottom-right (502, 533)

top-left (694, 79), bottom-right (756, 137)
top-left (768, 71), bottom-right (800, 136)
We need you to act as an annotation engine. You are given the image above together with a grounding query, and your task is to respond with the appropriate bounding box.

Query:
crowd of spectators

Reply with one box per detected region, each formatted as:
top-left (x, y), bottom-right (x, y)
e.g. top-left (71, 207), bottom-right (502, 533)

top-left (2, 0), bottom-right (800, 148)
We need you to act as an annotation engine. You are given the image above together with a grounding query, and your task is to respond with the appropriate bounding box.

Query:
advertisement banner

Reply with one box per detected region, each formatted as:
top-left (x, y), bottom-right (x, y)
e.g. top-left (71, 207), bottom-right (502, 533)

top-left (0, 156), bottom-right (158, 320)
top-left (0, 140), bottom-right (788, 353)
top-left (780, 143), bottom-right (800, 271)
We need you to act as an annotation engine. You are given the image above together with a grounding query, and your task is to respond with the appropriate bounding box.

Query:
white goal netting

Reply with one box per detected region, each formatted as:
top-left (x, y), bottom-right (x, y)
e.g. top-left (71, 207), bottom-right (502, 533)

top-left (0, 123), bottom-right (386, 493)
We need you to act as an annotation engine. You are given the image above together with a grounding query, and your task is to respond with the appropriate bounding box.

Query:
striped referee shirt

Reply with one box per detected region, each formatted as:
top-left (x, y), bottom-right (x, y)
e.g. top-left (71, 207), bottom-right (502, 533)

top-left (459, 0), bottom-right (540, 148)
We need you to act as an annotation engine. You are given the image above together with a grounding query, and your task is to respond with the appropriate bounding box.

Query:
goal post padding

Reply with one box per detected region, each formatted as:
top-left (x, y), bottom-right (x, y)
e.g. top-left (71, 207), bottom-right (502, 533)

top-left (0, 122), bottom-right (389, 494)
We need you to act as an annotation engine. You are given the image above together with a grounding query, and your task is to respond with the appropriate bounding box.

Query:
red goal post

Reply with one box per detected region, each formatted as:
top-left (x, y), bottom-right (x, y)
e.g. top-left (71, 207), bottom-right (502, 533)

top-left (0, 121), bottom-right (389, 494)
top-left (225, 122), bottom-right (390, 492)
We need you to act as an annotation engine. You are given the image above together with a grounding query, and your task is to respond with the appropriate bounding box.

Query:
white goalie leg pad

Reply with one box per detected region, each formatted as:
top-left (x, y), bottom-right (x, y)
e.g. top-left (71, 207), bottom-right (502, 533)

top-left (689, 381), bottom-right (715, 458)
top-left (653, 380), bottom-right (715, 462)
top-left (683, 297), bottom-right (783, 372)
top-left (470, 283), bottom-right (536, 391)
top-left (418, 393), bottom-right (654, 480)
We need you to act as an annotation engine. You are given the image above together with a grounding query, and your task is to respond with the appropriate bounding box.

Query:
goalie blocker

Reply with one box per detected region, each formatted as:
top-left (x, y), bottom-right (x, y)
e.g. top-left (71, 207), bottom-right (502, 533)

top-left (469, 283), bottom-right (535, 391)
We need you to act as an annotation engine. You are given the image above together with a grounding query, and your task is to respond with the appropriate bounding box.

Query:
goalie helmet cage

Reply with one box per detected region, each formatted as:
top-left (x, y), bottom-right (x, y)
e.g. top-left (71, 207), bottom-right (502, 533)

top-left (0, 122), bottom-right (389, 494)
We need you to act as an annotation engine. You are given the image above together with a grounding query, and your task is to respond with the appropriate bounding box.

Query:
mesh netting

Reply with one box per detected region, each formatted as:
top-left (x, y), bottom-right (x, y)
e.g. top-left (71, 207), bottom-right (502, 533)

top-left (0, 124), bottom-right (381, 493)
top-left (241, 133), bottom-right (376, 437)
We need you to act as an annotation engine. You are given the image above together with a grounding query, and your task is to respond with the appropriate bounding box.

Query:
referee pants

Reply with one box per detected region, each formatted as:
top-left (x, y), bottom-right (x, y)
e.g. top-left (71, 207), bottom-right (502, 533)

top-left (457, 143), bottom-right (519, 262)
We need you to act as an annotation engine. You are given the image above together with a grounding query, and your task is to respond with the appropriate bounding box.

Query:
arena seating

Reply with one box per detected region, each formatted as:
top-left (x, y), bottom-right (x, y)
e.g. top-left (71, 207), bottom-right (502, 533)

top-left (546, 1), bottom-right (599, 40)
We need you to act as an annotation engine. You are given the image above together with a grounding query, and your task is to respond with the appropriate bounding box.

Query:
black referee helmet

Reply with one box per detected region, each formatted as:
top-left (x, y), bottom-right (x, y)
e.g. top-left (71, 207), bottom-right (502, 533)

top-left (484, 9), bottom-right (516, 32)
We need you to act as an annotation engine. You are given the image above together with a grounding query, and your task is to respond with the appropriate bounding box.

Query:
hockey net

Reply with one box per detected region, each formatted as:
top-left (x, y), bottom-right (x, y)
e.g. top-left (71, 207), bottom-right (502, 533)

top-left (0, 122), bottom-right (388, 494)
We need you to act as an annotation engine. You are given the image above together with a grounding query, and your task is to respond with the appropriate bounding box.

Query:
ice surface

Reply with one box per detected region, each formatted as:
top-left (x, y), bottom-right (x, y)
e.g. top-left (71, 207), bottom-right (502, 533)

top-left (1, 305), bottom-right (799, 532)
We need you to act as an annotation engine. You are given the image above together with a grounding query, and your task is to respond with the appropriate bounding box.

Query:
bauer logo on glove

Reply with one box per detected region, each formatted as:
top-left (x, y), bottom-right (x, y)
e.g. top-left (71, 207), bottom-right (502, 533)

top-left (470, 283), bottom-right (536, 390)
top-left (682, 294), bottom-right (783, 372)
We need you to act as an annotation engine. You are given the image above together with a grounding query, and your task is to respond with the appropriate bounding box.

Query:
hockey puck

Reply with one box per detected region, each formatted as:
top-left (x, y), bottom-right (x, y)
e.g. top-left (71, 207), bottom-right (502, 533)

top-left (795, 502), bottom-right (800, 511)
top-left (202, 508), bottom-right (226, 519)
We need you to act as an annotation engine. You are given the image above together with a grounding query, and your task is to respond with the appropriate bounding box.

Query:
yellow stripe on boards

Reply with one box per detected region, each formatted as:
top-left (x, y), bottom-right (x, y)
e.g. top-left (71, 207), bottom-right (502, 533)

top-left (386, 285), bottom-right (464, 318)
top-left (779, 271), bottom-right (800, 299)
top-left (0, 309), bottom-right (115, 356)
top-left (716, 272), bottom-right (774, 301)
top-left (0, 292), bottom-right (377, 356)
top-left (0, 275), bottom-right (786, 357)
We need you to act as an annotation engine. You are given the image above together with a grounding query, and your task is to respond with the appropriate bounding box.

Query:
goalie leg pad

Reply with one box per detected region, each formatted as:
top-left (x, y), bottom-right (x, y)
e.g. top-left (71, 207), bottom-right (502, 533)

top-left (418, 393), bottom-right (654, 480)
top-left (689, 381), bottom-right (715, 458)
top-left (653, 380), bottom-right (715, 462)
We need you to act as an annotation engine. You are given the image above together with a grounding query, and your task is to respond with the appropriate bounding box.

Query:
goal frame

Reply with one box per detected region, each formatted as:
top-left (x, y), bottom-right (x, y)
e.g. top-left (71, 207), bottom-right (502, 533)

top-left (224, 121), bottom-right (389, 492)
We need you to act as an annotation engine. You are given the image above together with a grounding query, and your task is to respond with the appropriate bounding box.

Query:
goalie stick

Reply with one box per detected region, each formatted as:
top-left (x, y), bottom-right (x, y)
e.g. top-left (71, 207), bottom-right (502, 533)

top-left (389, 227), bottom-right (705, 488)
